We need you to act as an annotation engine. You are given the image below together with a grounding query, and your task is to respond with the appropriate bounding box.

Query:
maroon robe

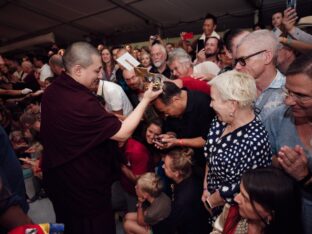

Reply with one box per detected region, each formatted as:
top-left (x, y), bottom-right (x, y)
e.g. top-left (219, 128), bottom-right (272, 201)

top-left (41, 73), bottom-right (121, 234)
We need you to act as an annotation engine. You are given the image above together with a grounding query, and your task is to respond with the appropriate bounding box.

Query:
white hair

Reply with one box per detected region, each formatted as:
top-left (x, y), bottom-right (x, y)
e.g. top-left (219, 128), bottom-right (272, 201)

top-left (209, 70), bottom-right (257, 108)
top-left (237, 29), bottom-right (279, 61)
top-left (168, 48), bottom-right (192, 68)
top-left (152, 43), bottom-right (167, 55)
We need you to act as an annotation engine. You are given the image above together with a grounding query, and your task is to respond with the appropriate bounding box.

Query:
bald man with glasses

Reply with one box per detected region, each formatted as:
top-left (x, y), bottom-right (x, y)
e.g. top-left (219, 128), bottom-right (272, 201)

top-left (234, 29), bottom-right (285, 121)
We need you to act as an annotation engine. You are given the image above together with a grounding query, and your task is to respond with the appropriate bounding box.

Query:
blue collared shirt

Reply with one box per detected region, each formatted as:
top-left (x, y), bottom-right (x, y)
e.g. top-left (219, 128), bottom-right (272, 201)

top-left (256, 69), bottom-right (285, 121)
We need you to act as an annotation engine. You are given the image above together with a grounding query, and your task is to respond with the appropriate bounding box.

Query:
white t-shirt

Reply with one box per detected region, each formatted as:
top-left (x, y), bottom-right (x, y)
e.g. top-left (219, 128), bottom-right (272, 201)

top-left (40, 64), bottom-right (53, 81)
top-left (97, 80), bottom-right (133, 116)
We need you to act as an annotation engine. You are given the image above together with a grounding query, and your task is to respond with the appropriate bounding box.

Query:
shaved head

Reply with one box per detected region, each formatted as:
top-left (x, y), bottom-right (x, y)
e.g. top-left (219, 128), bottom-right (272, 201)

top-left (63, 42), bottom-right (100, 73)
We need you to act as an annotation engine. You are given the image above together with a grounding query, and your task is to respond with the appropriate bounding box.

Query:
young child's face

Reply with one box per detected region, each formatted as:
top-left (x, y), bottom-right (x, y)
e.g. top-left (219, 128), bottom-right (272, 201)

top-left (135, 184), bottom-right (146, 202)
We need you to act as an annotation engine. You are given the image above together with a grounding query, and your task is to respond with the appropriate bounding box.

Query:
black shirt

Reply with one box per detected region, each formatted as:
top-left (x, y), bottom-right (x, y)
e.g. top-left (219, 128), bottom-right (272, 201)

top-left (150, 65), bottom-right (172, 79)
top-left (163, 90), bottom-right (215, 167)
top-left (165, 176), bottom-right (211, 234)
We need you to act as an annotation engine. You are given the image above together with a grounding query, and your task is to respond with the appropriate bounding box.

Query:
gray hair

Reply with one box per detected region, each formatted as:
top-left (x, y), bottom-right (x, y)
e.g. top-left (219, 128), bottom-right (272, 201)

top-left (49, 54), bottom-right (64, 68)
top-left (151, 43), bottom-right (167, 56)
top-left (237, 29), bottom-right (279, 62)
top-left (167, 48), bottom-right (192, 68)
top-left (209, 70), bottom-right (257, 108)
top-left (63, 42), bottom-right (99, 72)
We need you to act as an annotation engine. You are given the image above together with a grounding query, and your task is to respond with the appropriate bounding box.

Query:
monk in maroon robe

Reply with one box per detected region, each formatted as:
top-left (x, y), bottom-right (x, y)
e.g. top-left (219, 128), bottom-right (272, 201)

top-left (41, 42), bottom-right (161, 234)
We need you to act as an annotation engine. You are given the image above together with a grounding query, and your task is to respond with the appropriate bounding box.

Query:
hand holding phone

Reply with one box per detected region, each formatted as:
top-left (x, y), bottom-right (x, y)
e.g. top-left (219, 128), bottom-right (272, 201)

top-left (282, 7), bottom-right (298, 32)
top-left (197, 39), bottom-right (205, 52)
top-left (182, 32), bottom-right (194, 40)
top-left (286, 0), bottom-right (296, 9)
top-left (150, 35), bottom-right (157, 41)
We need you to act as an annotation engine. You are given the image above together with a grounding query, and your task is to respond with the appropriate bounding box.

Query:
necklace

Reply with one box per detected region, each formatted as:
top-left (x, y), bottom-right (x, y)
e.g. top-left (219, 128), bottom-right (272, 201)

top-left (235, 218), bottom-right (248, 234)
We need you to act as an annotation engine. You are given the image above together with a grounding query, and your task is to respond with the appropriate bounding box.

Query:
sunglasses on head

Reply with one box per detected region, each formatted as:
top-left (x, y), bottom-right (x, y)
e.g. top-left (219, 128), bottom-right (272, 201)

top-left (233, 50), bottom-right (267, 67)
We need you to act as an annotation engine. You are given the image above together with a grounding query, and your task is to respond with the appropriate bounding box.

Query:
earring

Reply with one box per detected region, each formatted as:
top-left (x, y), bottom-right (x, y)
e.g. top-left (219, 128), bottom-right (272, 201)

top-left (229, 112), bottom-right (234, 117)
top-left (265, 216), bottom-right (270, 225)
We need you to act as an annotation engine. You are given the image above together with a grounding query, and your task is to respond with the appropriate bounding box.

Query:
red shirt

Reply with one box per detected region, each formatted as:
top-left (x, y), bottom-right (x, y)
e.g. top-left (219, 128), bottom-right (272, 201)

top-left (180, 76), bottom-right (211, 95)
top-left (120, 138), bottom-right (151, 195)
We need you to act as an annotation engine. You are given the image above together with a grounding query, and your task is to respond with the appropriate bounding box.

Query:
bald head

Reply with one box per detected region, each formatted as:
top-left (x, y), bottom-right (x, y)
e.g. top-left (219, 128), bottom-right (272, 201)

top-left (63, 42), bottom-right (100, 73)
top-left (122, 69), bottom-right (144, 90)
top-left (49, 54), bottom-right (65, 76)
top-left (49, 54), bottom-right (64, 67)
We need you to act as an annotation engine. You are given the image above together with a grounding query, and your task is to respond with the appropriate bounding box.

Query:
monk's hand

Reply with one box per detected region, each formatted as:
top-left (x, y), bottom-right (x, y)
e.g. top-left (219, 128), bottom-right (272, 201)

top-left (277, 145), bottom-right (309, 181)
top-left (21, 88), bottom-right (33, 95)
top-left (142, 83), bottom-right (162, 102)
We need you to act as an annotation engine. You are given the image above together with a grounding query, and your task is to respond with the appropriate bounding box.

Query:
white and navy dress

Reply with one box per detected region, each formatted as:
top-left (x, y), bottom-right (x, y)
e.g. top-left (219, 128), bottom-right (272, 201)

top-left (204, 116), bottom-right (272, 219)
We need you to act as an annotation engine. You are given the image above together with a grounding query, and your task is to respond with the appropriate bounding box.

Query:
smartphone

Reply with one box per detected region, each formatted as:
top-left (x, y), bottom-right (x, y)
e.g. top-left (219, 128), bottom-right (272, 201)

top-left (286, 0), bottom-right (296, 9)
top-left (182, 32), bottom-right (194, 40)
top-left (272, 27), bottom-right (283, 37)
top-left (197, 39), bottom-right (205, 52)
top-left (150, 35), bottom-right (157, 41)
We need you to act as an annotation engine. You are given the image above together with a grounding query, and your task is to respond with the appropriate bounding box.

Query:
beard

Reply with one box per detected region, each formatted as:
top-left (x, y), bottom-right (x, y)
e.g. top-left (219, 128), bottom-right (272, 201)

top-left (153, 61), bottom-right (163, 68)
top-left (205, 52), bottom-right (218, 58)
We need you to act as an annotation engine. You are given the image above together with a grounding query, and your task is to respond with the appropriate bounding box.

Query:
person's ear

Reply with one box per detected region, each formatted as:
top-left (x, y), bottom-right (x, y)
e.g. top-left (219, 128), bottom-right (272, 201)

top-left (72, 65), bottom-right (82, 77)
top-left (263, 50), bottom-right (273, 65)
top-left (172, 96), bottom-right (179, 102)
top-left (174, 171), bottom-right (180, 179)
top-left (229, 100), bottom-right (238, 115)
top-left (224, 47), bottom-right (233, 60)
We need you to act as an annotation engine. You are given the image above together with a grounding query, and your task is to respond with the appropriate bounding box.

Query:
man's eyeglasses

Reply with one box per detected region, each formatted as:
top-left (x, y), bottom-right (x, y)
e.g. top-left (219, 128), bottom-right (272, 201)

top-left (233, 50), bottom-right (267, 67)
top-left (282, 86), bottom-right (312, 104)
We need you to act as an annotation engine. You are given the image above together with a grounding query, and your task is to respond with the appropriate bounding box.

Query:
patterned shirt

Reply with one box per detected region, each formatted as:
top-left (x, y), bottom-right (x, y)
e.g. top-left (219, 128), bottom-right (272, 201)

top-left (204, 117), bottom-right (272, 204)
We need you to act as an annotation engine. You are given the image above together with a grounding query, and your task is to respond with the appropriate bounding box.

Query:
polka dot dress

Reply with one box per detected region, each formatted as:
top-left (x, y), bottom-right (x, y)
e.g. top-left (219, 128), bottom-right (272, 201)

top-left (204, 116), bottom-right (272, 204)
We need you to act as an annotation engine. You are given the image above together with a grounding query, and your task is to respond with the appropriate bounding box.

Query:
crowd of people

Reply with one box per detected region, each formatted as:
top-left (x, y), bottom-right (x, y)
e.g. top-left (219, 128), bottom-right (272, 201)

top-left (0, 6), bottom-right (311, 234)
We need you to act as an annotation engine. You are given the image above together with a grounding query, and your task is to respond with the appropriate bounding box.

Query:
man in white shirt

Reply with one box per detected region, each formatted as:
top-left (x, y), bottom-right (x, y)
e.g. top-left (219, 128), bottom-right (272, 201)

top-left (97, 80), bottom-right (133, 116)
top-left (33, 55), bottom-right (53, 81)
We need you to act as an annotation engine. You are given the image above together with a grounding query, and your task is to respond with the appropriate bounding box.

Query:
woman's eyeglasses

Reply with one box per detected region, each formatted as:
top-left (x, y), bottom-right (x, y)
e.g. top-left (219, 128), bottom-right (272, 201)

top-left (233, 50), bottom-right (267, 67)
top-left (282, 86), bottom-right (312, 104)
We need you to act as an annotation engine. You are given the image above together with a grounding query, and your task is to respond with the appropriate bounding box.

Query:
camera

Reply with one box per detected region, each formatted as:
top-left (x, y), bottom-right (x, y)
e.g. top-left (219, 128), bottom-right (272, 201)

top-left (150, 35), bottom-right (157, 41)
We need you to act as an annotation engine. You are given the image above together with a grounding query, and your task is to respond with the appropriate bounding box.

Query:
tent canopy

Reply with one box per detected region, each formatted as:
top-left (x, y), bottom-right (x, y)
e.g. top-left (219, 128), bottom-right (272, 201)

top-left (0, 0), bottom-right (311, 52)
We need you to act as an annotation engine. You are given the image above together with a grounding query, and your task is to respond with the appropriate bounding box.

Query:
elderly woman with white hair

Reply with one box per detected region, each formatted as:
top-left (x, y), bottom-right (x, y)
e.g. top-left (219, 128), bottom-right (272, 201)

top-left (202, 70), bottom-right (272, 222)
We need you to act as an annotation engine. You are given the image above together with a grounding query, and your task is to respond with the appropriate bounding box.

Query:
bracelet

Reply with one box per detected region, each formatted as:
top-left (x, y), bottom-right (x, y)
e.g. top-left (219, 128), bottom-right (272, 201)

top-left (299, 171), bottom-right (312, 185)
top-left (179, 139), bottom-right (184, 146)
top-left (203, 188), bottom-right (208, 191)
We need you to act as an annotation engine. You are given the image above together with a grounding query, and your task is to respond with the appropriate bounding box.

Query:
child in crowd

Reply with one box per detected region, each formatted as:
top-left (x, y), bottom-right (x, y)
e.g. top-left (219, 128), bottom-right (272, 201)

top-left (123, 172), bottom-right (171, 234)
